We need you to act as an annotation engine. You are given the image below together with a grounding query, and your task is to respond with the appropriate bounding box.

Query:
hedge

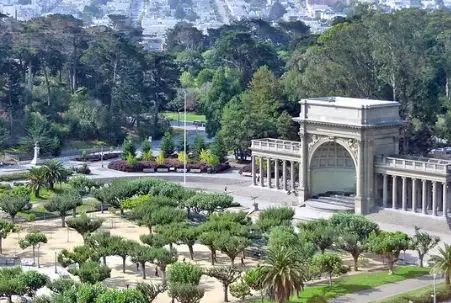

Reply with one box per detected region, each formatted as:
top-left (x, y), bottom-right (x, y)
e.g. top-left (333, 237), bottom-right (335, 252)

top-left (108, 160), bottom-right (231, 173)
top-left (0, 171), bottom-right (30, 181)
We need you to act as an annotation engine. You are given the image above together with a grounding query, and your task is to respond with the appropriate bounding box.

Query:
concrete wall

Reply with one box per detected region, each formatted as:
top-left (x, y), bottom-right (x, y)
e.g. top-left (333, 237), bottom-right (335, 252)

top-left (310, 168), bottom-right (356, 195)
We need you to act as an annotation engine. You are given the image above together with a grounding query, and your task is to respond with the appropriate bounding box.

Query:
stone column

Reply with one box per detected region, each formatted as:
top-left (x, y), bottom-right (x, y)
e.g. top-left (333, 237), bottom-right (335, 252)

top-left (412, 178), bottom-right (417, 213)
top-left (251, 156), bottom-right (256, 186)
top-left (290, 161), bottom-right (295, 191)
top-left (267, 158), bottom-right (272, 188)
top-left (274, 160), bottom-right (279, 190)
top-left (443, 182), bottom-right (447, 218)
top-left (432, 181), bottom-right (438, 216)
top-left (422, 180), bottom-right (427, 214)
top-left (402, 177), bottom-right (407, 211)
top-left (392, 175), bottom-right (397, 209)
top-left (382, 174), bottom-right (388, 208)
top-left (282, 160), bottom-right (287, 191)
top-left (259, 157), bottom-right (264, 187)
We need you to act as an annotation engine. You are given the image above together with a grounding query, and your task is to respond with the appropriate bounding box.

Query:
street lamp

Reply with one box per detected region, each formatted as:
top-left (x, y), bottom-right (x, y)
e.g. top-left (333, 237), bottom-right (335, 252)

top-left (433, 273), bottom-right (437, 303)
top-left (183, 89), bottom-right (187, 186)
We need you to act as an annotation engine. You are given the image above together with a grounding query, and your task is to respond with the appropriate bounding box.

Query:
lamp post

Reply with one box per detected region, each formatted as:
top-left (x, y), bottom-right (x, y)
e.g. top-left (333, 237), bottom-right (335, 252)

top-left (184, 89), bottom-right (187, 186)
top-left (433, 273), bottom-right (437, 303)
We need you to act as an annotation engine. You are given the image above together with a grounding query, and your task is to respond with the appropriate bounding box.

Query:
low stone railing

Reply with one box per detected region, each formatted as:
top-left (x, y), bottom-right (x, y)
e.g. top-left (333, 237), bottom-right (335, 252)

top-left (251, 138), bottom-right (300, 155)
top-left (376, 156), bottom-right (451, 174)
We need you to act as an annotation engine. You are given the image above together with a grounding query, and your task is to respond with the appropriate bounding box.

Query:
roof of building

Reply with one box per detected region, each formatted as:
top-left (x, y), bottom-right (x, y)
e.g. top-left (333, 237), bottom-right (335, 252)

top-left (301, 97), bottom-right (399, 109)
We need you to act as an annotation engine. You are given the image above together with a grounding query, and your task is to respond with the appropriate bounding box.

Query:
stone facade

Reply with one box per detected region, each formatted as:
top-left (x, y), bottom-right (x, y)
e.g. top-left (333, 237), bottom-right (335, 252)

top-left (250, 97), bottom-right (450, 218)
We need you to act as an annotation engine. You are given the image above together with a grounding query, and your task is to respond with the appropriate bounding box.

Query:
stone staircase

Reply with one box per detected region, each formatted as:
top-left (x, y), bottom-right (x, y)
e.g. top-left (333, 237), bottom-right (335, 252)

top-left (306, 195), bottom-right (355, 213)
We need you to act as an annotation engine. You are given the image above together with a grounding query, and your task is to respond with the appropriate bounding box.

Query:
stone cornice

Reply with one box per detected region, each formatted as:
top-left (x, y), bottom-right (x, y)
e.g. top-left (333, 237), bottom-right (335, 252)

top-left (294, 119), bottom-right (405, 130)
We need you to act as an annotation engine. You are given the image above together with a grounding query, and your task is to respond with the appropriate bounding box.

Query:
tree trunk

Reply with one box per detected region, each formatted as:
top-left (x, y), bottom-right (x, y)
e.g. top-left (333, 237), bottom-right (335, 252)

top-left (230, 257), bottom-right (235, 266)
top-left (224, 284), bottom-right (229, 302)
top-left (0, 238), bottom-right (3, 254)
top-left (7, 295), bottom-right (11, 303)
top-left (445, 273), bottom-right (450, 285)
top-left (103, 255), bottom-right (107, 265)
top-left (36, 186), bottom-right (40, 198)
top-left (72, 208), bottom-right (76, 218)
top-left (49, 182), bottom-right (54, 190)
top-left (419, 254), bottom-right (424, 268)
top-left (100, 202), bottom-right (104, 214)
top-left (11, 215), bottom-right (15, 224)
top-left (352, 253), bottom-right (359, 271)
top-left (188, 244), bottom-right (194, 260)
top-left (142, 262), bottom-right (146, 279)
top-left (388, 260), bottom-right (394, 275)
top-left (169, 242), bottom-right (173, 250)
top-left (32, 245), bottom-right (36, 265)
top-left (162, 268), bottom-right (166, 282)
top-left (445, 76), bottom-right (449, 100)
top-left (210, 249), bottom-right (215, 265)
top-left (122, 256), bottom-right (126, 273)
top-left (329, 273), bottom-right (332, 286)
top-left (61, 215), bottom-right (66, 227)
top-left (43, 65), bottom-right (51, 106)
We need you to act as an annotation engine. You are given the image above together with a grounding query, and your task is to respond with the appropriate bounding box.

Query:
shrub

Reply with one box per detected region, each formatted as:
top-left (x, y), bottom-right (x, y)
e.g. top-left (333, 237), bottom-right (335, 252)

top-left (142, 150), bottom-right (152, 161)
top-left (177, 151), bottom-right (187, 163)
top-left (0, 172), bottom-right (30, 182)
top-left (156, 151), bottom-right (165, 166)
top-left (121, 139), bottom-right (136, 159)
top-left (126, 154), bottom-right (138, 168)
top-left (141, 140), bottom-right (151, 154)
top-left (160, 131), bottom-right (174, 157)
top-left (121, 195), bottom-right (150, 209)
top-left (73, 163), bottom-right (91, 175)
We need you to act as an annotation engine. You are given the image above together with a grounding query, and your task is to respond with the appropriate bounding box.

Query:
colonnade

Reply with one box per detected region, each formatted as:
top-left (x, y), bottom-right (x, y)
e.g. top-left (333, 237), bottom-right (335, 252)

top-left (379, 173), bottom-right (449, 218)
top-left (251, 156), bottom-right (298, 191)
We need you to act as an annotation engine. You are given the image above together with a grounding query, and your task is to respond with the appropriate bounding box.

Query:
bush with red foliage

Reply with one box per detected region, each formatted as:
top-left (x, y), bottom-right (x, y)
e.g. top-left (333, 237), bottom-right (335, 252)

top-left (108, 159), bottom-right (224, 173)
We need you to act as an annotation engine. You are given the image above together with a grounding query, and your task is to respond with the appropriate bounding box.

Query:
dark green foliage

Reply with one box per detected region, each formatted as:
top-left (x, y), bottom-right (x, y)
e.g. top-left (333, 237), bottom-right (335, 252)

top-left (256, 207), bottom-right (294, 232)
top-left (160, 131), bottom-right (174, 157)
top-left (122, 139), bottom-right (136, 159)
top-left (73, 259), bottom-right (111, 284)
top-left (167, 262), bottom-right (202, 285)
top-left (66, 214), bottom-right (104, 238)
top-left (95, 288), bottom-right (147, 303)
top-left (44, 190), bottom-right (82, 227)
top-left (191, 135), bottom-right (205, 160)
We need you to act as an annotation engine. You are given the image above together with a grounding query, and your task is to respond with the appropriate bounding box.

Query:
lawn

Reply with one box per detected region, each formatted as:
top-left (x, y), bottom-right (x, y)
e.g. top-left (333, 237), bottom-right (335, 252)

top-left (162, 111), bottom-right (206, 122)
top-left (261, 266), bottom-right (430, 303)
top-left (371, 282), bottom-right (451, 303)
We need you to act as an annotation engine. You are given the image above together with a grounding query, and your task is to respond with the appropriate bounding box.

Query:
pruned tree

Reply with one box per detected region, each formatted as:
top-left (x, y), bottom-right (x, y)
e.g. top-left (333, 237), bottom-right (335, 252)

top-left (44, 190), bottom-right (82, 227)
top-left (410, 226), bottom-right (440, 268)
top-left (0, 220), bottom-right (15, 254)
top-left (214, 233), bottom-right (250, 266)
top-left (19, 232), bottom-right (48, 266)
top-left (0, 191), bottom-right (30, 223)
top-left (203, 266), bottom-right (242, 302)
top-left (66, 214), bottom-right (104, 240)
top-left (368, 231), bottom-right (410, 274)
top-left (310, 252), bottom-right (344, 286)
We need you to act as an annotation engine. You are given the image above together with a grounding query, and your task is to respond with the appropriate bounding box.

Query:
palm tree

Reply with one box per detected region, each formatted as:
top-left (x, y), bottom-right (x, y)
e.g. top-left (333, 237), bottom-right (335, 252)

top-left (28, 167), bottom-right (46, 198)
top-left (260, 248), bottom-right (305, 303)
top-left (430, 243), bottom-right (451, 286)
top-left (42, 160), bottom-right (68, 190)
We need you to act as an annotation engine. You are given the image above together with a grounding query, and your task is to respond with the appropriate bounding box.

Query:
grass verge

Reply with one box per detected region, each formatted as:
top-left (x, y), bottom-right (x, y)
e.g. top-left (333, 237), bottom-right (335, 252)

top-left (261, 266), bottom-right (430, 303)
top-left (162, 111), bottom-right (206, 122)
top-left (371, 282), bottom-right (451, 303)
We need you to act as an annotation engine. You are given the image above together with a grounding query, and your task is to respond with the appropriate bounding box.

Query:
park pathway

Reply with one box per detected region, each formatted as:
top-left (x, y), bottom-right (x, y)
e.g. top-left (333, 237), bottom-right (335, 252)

top-left (330, 275), bottom-right (440, 303)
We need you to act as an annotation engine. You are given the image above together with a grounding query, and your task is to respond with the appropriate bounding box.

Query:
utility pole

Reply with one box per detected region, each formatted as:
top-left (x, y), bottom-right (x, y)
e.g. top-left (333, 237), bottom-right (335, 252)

top-left (184, 89), bottom-right (187, 186)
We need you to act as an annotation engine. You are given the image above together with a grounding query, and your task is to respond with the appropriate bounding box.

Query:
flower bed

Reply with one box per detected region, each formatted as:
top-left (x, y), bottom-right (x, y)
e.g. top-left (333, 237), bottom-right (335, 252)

top-left (108, 159), bottom-right (217, 173)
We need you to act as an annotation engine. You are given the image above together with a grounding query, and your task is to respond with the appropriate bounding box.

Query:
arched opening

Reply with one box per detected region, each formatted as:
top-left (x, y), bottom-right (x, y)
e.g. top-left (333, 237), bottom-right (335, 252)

top-left (309, 142), bottom-right (356, 197)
